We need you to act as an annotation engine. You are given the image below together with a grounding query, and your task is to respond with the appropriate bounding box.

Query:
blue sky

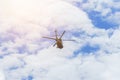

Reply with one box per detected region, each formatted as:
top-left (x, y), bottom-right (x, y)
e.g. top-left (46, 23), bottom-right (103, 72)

top-left (88, 11), bottom-right (117, 29)
top-left (0, 0), bottom-right (120, 80)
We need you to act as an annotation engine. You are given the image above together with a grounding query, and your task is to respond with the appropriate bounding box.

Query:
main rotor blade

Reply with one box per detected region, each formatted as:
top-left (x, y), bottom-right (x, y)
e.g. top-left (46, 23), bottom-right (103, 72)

top-left (53, 43), bottom-right (57, 47)
top-left (59, 31), bottom-right (66, 39)
top-left (63, 39), bottom-right (75, 41)
top-left (42, 37), bottom-right (56, 40)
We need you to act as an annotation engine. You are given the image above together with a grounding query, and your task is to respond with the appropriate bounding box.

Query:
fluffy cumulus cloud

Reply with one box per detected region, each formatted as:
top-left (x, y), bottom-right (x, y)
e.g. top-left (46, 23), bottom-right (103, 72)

top-left (0, 70), bottom-right (5, 80)
top-left (65, 0), bottom-right (120, 26)
top-left (0, 0), bottom-right (120, 80)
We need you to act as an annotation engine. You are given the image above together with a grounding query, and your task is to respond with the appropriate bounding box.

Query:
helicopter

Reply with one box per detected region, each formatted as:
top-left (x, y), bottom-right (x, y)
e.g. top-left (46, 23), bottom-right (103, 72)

top-left (42, 30), bottom-right (74, 49)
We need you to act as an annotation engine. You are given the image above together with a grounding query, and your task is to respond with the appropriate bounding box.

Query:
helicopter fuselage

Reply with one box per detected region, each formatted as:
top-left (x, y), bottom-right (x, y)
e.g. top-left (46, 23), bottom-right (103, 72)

top-left (56, 39), bottom-right (63, 49)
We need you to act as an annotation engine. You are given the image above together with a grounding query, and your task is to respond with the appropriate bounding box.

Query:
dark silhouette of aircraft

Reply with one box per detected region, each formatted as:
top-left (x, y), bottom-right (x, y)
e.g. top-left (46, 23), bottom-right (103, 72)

top-left (42, 30), bottom-right (74, 49)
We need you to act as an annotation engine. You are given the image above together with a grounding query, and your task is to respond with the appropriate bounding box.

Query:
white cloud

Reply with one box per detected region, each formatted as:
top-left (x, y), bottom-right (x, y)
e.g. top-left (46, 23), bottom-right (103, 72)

top-left (65, 0), bottom-right (120, 25)
top-left (107, 12), bottom-right (120, 24)
top-left (0, 0), bottom-right (120, 80)
top-left (0, 70), bottom-right (5, 80)
top-left (43, 53), bottom-right (120, 80)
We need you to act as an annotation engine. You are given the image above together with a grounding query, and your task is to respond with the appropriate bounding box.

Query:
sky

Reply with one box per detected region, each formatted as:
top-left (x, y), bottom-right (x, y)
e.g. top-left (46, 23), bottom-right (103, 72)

top-left (0, 0), bottom-right (120, 80)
